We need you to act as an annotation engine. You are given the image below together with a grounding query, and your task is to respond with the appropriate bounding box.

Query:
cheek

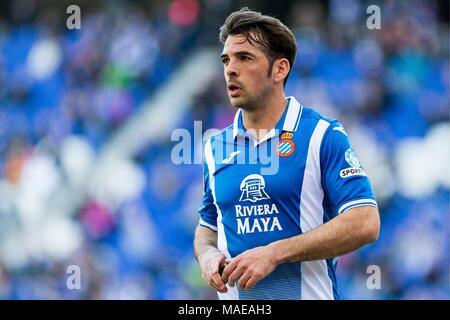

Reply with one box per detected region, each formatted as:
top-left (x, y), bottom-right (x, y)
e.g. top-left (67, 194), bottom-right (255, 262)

top-left (248, 67), bottom-right (268, 83)
top-left (251, 69), bottom-right (271, 87)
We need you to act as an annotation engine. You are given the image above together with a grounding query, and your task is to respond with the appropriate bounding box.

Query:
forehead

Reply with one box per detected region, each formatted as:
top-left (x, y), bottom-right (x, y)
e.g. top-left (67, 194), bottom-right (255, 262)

top-left (222, 34), bottom-right (265, 56)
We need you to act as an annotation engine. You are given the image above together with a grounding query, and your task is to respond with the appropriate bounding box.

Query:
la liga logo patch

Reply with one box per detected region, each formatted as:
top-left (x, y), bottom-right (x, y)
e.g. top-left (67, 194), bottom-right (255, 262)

top-left (276, 132), bottom-right (295, 157)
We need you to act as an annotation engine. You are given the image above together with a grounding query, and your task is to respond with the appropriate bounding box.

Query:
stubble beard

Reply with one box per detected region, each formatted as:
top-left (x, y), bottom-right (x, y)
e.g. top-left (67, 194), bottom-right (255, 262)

top-left (230, 82), bottom-right (272, 112)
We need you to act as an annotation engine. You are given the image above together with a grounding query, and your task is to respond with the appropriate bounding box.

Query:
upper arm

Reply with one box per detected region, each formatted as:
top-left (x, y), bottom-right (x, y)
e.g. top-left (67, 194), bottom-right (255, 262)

top-left (195, 224), bottom-right (219, 244)
top-left (198, 140), bottom-right (218, 232)
top-left (320, 122), bottom-right (378, 215)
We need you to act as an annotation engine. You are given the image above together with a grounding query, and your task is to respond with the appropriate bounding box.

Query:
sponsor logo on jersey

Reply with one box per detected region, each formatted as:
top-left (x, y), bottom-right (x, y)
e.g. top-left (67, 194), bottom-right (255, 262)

top-left (236, 174), bottom-right (282, 234)
top-left (239, 174), bottom-right (270, 203)
top-left (340, 167), bottom-right (367, 178)
top-left (333, 126), bottom-right (348, 136)
top-left (222, 150), bottom-right (241, 164)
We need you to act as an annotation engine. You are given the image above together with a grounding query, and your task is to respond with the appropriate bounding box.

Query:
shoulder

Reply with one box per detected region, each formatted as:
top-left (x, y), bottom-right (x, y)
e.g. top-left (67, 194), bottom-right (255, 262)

top-left (301, 106), bottom-right (339, 126)
top-left (299, 106), bottom-right (345, 137)
top-left (300, 108), bottom-right (353, 159)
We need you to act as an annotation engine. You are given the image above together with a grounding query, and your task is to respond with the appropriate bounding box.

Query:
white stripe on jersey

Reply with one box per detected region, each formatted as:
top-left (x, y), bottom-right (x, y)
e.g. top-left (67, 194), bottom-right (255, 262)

top-left (204, 138), bottom-right (239, 300)
top-left (299, 119), bottom-right (334, 300)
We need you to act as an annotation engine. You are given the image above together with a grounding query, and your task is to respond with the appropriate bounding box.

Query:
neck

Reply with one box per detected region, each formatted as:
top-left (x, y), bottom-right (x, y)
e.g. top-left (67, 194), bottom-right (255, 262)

top-left (241, 89), bottom-right (287, 141)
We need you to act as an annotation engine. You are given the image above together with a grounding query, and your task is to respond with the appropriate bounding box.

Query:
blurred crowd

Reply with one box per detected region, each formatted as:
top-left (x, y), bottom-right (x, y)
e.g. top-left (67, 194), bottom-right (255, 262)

top-left (0, 0), bottom-right (448, 299)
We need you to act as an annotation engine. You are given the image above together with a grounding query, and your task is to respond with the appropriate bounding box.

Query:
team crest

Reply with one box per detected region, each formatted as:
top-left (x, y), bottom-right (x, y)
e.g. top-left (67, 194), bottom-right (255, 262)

top-left (276, 132), bottom-right (295, 157)
top-left (239, 174), bottom-right (270, 203)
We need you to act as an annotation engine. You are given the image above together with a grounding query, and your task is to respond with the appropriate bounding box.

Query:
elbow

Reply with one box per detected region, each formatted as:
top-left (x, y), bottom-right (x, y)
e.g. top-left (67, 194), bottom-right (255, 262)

top-left (360, 207), bottom-right (380, 244)
top-left (364, 222), bottom-right (379, 243)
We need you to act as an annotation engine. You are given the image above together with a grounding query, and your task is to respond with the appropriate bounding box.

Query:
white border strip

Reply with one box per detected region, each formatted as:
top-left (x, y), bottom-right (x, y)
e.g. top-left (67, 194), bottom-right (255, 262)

top-left (293, 104), bottom-right (304, 132)
top-left (338, 199), bottom-right (378, 214)
top-left (283, 96), bottom-right (301, 132)
top-left (232, 109), bottom-right (241, 139)
top-left (199, 219), bottom-right (218, 232)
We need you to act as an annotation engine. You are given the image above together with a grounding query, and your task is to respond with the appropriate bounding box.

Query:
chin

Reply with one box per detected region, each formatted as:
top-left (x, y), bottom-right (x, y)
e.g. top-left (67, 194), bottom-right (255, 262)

top-left (229, 96), bottom-right (251, 110)
top-left (229, 96), bottom-right (242, 107)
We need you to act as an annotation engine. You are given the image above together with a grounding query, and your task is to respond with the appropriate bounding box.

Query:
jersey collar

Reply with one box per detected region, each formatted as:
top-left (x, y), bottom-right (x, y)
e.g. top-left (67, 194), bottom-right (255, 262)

top-left (232, 96), bottom-right (303, 142)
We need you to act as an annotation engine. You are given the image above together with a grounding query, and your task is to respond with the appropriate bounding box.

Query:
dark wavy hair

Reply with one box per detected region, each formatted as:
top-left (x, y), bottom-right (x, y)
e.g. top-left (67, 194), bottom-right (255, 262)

top-left (219, 7), bottom-right (297, 87)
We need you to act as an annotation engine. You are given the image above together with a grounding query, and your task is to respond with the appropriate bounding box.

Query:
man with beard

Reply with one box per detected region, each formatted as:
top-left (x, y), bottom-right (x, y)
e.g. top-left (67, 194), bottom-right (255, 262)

top-left (194, 8), bottom-right (380, 300)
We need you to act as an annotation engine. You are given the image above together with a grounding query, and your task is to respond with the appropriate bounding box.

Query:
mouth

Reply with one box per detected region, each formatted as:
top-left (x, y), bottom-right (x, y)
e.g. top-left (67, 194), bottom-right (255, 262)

top-left (227, 83), bottom-right (241, 97)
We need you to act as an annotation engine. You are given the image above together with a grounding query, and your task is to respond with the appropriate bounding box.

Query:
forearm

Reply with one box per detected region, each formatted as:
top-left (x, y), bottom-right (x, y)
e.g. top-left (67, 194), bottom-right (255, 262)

top-left (194, 225), bottom-right (220, 261)
top-left (270, 206), bottom-right (380, 264)
top-left (194, 225), bottom-right (228, 292)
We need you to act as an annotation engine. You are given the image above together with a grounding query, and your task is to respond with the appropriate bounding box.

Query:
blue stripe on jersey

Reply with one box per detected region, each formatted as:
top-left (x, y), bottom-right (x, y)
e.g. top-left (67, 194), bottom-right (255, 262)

top-left (323, 193), bottom-right (339, 299)
top-left (238, 263), bottom-right (301, 300)
top-left (326, 258), bottom-right (340, 300)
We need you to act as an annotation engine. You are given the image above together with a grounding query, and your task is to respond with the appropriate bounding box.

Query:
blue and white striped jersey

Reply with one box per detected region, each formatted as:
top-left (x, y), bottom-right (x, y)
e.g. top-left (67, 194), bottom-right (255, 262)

top-left (198, 96), bottom-right (377, 300)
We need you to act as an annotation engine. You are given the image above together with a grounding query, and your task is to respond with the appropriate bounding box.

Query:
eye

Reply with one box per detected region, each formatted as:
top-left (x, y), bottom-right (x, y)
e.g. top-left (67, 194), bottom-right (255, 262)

top-left (221, 57), bottom-right (229, 65)
top-left (240, 55), bottom-right (250, 61)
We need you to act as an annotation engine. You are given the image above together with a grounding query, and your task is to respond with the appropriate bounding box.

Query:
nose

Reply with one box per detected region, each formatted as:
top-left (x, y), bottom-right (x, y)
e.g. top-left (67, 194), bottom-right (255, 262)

top-left (225, 59), bottom-right (239, 78)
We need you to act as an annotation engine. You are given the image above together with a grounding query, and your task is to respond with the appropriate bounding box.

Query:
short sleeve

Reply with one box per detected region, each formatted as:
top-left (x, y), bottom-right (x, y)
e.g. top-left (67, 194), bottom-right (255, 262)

top-left (198, 148), bottom-right (218, 232)
top-left (320, 121), bottom-right (377, 214)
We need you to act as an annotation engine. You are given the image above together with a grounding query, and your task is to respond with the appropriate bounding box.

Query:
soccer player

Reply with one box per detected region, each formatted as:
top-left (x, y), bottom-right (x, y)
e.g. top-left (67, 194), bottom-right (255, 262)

top-left (194, 8), bottom-right (380, 300)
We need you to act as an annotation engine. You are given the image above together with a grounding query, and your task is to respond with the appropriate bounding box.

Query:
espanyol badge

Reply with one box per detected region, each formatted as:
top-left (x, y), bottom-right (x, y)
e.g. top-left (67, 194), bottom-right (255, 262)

top-left (276, 132), bottom-right (295, 157)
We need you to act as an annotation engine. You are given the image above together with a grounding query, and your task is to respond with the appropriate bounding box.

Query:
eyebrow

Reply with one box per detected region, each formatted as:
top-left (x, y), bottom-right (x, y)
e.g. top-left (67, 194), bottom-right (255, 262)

top-left (220, 51), bottom-right (256, 59)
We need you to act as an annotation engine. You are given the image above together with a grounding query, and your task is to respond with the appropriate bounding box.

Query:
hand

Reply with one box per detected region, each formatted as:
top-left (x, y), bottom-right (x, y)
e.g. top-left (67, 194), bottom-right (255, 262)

top-left (221, 245), bottom-right (278, 290)
top-left (198, 249), bottom-right (228, 293)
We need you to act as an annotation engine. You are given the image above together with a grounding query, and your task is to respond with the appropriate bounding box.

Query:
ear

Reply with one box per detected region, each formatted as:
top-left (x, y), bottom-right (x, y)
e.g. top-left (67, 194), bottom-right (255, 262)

top-left (272, 58), bottom-right (290, 84)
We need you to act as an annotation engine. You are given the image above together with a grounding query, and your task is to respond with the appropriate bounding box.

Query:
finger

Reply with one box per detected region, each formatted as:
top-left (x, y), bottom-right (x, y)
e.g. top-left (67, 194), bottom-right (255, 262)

top-left (227, 265), bottom-right (246, 287)
top-left (237, 271), bottom-right (252, 290)
top-left (218, 262), bottom-right (227, 276)
top-left (208, 276), bottom-right (224, 293)
top-left (211, 254), bottom-right (225, 272)
top-left (221, 260), bottom-right (237, 283)
top-left (210, 281), bottom-right (226, 293)
top-left (208, 279), bottom-right (219, 291)
top-left (211, 255), bottom-right (226, 280)
top-left (244, 274), bottom-right (262, 290)
top-left (211, 272), bottom-right (227, 293)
